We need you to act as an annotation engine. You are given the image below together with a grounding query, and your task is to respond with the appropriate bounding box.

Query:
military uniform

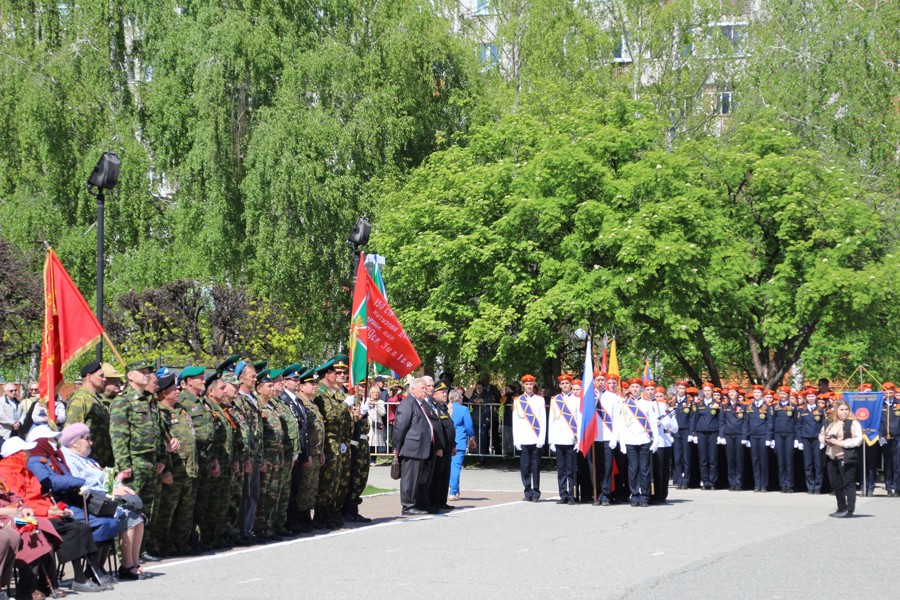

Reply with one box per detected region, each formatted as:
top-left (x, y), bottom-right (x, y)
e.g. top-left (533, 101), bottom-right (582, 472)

top-left (722, 397), bottom-right (745, 490)
top-left (255, 392), bottom-right (285, 538)
top-left (671, 388), bottom-right (693, 489)
top-left (690, 393), bottom-right (724, 490)
top-left (66, 387), bottom-right (114, 468)
top-left (280, 382), bottom-right (309, 532)
top-left (271, 392), bottom-right (300, 535)
top-left (428, 393), bottom-right (456, 509)
top-left (296, 392), bottom-right (324, 529)
top-left (236, 387), bottom-right (263, 540)
top-left (743, 395), bottom-right (774, 492)
top-left (154, 401), bottom-right (198, 555)
top-left (109, 387), bottom-right (163, 549)
top-left (796, 398), bottom-right (825, 493)
top-left (178, 387), bottom-right (216, 549)
top-left (313, 383), bottom-right (348, 527)
top-left (771, 394), bottom-right (797, 492)
top-left (220, 390), bottom-right (251, 543)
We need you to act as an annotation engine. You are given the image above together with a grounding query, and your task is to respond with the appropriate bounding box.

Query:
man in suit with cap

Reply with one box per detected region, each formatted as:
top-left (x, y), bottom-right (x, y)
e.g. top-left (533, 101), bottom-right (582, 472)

top-left (279, 364), bottom-right (311, 533)
top-left (513, 374), bottom-right (546, 502)
top-left (428, 381), bottom-right (457, 510)
top-left (393, 377), bottom-right (436, 515)
top-left (66, 361), bottom-right (114, 468)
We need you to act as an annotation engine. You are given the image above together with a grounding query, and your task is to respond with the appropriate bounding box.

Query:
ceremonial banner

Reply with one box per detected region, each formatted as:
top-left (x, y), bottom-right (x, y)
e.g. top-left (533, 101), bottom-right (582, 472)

top-left (844, 392), bottom-right (884, 446)
top-left (39, 249), bottom-right (106, 420)
top-left (349, 252), bottom-right (421, 379)
top-left (642, 359), bottom-right (653, 383)
top-left (577, 337), bottom-right (598, 455)
top-left (349, 258), bottom-right (370, 387)
top-left (366, 254), bottom-right (399, 379)
top-left (608, 339), bottom-right (620, 379)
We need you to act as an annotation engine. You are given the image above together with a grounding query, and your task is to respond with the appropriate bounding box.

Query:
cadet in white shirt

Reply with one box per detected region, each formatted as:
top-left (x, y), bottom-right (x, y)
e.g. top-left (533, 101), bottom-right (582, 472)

top-left (650, 385), bottom-right (678, 504)
top-left (612, 377), bottom-right (659, 507)
top-left (548, 375), bottom-right (580, 505)
top-left (513, 374), bottom-right (547, 502)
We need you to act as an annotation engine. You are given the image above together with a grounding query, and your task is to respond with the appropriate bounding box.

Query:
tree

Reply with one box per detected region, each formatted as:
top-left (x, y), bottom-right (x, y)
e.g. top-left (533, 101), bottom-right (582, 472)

top-left (373, 87), bottom-right (896, 386)
top-left (0, 237), bottom-right (41, 379)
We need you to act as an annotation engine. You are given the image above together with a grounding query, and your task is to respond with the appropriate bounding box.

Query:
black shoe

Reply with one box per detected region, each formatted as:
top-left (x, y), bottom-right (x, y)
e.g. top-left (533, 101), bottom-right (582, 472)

top-left (888, 490), bottom-right (896, 497)
top-left (522, 496), bottom-right (533, 502)
top-left (355, 514), bottom-right (372, 522)
top-left (601, 500), bottom-right (610, 507)
top-left (140, 552), bottom-right (162, 563)
top-left (786, 488), bottom-right (793, 493)
top-left (639, 500), bottom-right (649, 507)
top-left (402, 507), bottom-right (428, 516)
top-left (630, 501), bottom-right (639, 507)
top-left (557, 498), bottom-right (568, 505)
top-left (117, 566), bottom-right (141, 581)
top-left (439, 505), bottom-right (455, 511)
top-left (840, 511), bottom-right (854, 518)
top-left (72, 580), bottom-right (105, 593)
top-left (829, 510), bottom-right (848, 518)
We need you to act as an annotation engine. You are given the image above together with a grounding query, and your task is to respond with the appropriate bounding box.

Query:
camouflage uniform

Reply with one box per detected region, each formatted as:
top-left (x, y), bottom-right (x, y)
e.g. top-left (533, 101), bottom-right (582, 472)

top-left (255, 397), bottom-right (284, 537)
top-left (296, 396), bottom-right (324, 519)
top-left (236, 391), bottom-right (263, 539)
top-left (200, 400), bottom-right (234, 547)
top-left (179, 389), bottom-right (216, 547)
top-left (153, 401), bottom-right (198, 555)
top-left (66, 387), bottom-right (114, 468)
top-left (343, 406), bottom-right (371, 518)
top-left (109, 387), bottom-right (163, 549)
top-left (221, 397), bottom-right (250, 542)
top-left (271, 395), bottom-right (300, 535)
top-left (314, 385), bottom-right (353, 526)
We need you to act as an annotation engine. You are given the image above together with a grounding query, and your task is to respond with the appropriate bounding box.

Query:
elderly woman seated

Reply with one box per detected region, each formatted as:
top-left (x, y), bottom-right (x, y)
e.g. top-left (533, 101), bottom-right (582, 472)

top-left (0, 436), bottom-right (109, 595)
top-left (59, 423), bottom-right (146, 581)
top-left (25, 426), bottom-right (120, 548)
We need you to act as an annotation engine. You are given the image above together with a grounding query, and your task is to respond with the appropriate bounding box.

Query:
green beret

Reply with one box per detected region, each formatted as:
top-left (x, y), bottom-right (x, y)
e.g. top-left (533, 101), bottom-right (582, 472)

top-left (216, 355), bottom-right (240, 373)
top-left (177, 365), bottom-right (206, 384)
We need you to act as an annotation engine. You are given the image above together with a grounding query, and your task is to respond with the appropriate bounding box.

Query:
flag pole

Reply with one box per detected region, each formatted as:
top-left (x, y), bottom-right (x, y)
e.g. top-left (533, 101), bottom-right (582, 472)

top-left (101, 331), bottom-right (125, 367)
top-left (591, 442), bottom-right (598, 506)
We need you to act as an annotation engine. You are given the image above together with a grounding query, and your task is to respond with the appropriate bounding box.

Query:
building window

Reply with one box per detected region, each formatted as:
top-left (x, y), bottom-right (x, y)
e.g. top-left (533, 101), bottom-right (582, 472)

top-left (717, 91), bottom-right (733, 115)
top-left (719, 24), bottom-right (746, 54)
top-left (480, 43), bottom-right (499, 66)
top-left (475, 0), bottom-right (490, 16)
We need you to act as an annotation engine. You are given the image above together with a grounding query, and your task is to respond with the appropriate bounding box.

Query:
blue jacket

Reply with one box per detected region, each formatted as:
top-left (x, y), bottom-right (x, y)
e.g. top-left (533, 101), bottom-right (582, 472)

top-left (27, 455), bottom-right (85, 504)
top-left (450, 404), bottom-right (475, 451)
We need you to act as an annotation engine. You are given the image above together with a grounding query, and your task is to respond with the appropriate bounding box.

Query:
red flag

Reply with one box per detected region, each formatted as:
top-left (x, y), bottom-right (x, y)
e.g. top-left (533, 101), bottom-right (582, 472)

top-left (39, 249), bottom-right (106, 421)
top-left (359, 262), bottom-right (421, 378)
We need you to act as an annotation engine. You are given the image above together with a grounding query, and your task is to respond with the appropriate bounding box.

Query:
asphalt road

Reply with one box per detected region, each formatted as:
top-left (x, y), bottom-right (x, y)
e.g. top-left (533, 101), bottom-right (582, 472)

top-left (91, 466), bottom-right (893, 599)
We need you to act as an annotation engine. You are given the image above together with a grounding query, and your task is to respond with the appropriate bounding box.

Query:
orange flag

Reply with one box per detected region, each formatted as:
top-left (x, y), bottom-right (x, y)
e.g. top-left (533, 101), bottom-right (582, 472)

top-left (39, 249), bottom-right (106, 421)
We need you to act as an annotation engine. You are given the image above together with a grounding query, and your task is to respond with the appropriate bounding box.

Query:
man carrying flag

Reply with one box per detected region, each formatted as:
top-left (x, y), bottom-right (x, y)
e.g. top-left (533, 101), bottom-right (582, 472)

top-left (612, 378), bottom-right (659, 507)
top-left (512, 375), bottom-right (546, 502)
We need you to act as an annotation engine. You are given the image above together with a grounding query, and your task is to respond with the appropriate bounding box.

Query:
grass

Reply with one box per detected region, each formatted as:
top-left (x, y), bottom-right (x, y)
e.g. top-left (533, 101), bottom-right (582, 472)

top-left (362, 484), bottom-right (394, 496)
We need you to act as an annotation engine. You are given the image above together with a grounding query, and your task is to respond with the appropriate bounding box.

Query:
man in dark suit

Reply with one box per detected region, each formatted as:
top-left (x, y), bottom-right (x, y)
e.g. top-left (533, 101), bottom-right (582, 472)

top-left (393, 378), bottom-right (436, 515)
top-left (427, 380), bottom-right (455, 511)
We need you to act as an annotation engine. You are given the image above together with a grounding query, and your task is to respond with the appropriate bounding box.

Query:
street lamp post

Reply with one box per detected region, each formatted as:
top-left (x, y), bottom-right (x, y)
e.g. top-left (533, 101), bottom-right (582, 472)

top-left (348, 216), bottom-right (371, 284)
top-left (87, 152), bottom-right (121, 362)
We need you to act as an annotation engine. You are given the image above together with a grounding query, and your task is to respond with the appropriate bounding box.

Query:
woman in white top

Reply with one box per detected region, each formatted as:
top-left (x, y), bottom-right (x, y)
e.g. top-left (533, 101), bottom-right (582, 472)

top-left (819, 399), bottom-right (863, 518)
top-left (366, 388), bottom-right (387, 456)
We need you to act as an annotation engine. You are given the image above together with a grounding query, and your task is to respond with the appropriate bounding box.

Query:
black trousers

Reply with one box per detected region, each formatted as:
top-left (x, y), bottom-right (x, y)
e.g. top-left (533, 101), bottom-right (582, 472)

top-left (626, 443), bottom-right (652, 502)
top-left (802, 437), bottom-right (823, 492)
top-left (749, 437), bottom-right (769, 490)
top-left (555, 444), bottom-right (575, 500)
top-left (519, 444), bottom-right (542, 499)
top-left (672, 431), bottom-right (691, 486)
top-left (725, 434), bottom-right (744, 488)
top-left (697, 432), bottom-right (718, 488)
top-left (885, 439), bottom-right (900, 492)
top-left (827, 457), bottom-right (857, 513)
top-left (774, 434), bottom-right (795, 490)
top-left (429, 451), bottom-right (453, 507)
top-left (651, 446), bottom-right (672, 503)
top-left (399, 454), bottom-right (432, 509)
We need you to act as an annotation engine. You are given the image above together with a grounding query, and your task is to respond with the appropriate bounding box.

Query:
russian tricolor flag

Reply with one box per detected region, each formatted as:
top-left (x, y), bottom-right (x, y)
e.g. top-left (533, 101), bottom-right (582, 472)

top-left (577, 337), bottom-right (598, 455)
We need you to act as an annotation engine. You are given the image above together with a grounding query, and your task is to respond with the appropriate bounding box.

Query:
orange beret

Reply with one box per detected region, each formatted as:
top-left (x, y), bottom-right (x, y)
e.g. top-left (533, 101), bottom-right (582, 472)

top-left (593, 370), bottom-right (607, 378)
top-left (573, 379), bottom-right (583, 386)
top-left (778, 386), bottom-right (791, 393)
top-left (643, 380), bottom-right (656, 388)
top-left (751, 384), bottom-right (764, 391)
top-left (723, 384), bottom-right (738, 391)
top-left (607, 374), bottom-right (620, 381)
top-left (675, 380), bottom-right (689, 387)
top-left (713, 387), bottom-right (722, 393)
top-left (521, 374), bottom-right (536, 383)
top-left (625, 377), bottom-right (643, 386)
top-left (686, 387), bottom-right (699, 395)
top-left (655, 386), bottom-right (666, 394)
top-left (702, 382), bottom-right (714, 389)
top-left (558, 374), bottom-right (573, 383)
top-left (764, 389), bottom-right (775, 396)
top-left (883, 382), bottom-right (895, 390)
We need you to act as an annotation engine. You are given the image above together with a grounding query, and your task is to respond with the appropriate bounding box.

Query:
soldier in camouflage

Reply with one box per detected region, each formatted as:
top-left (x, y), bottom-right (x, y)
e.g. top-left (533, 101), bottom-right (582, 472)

top-left (109, 361), bottom-right (165, 561)
top-left (235, 361), bottom-right (263, 545)
top-left (67, 361), bottom-right (114, 468)
top-left (219, 370), bottom-right (249, 546)
top-left (152, 373), bottom-right (198, 556)
top-left (314, 356), bottom-right (353, 529)
top-left (253, 370), bottom-right (285, 540)
top-left (201, 372), bottom-right (236, 549)
top-left (342, 386), bottom-right (372, 523)
top-left (279, 364), bottom-right (311, 534)
top-left (296, 367), bottom-right (325, 531)
top-left (270, 371), bottom-right (301, 536)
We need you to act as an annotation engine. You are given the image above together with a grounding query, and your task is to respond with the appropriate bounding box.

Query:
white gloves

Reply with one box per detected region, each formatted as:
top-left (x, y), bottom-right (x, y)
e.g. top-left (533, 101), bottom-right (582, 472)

top-left (650, 441), bottom-right (659, 454)
top-left (550, 444), bottom-right (556, 451)
top-left (689, 435), bottom-right (698, 444)
top-left (609, 440), bottom-right (617, 450)
top-left (536, 444), bottom-right (544, 449)
top-left (515, 445), bottom-right (522, 451)
top-left (717, 437), bottom-right (726, 445)
top-left (742, 440), bottom-right (751, 447)
top-left (798, 443), bottom-right (804, 451)
top-left (819, 442), bottom-right (825, 450)
top-left (793, 440), bottom-right (799, 449)
top-left (880, 437), bottom-right (888, 446)
top-left (340, 443), bottom-right (347, 454)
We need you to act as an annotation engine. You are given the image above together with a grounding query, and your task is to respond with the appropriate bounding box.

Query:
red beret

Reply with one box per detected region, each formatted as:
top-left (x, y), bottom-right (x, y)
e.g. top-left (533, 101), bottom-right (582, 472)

top-left (607, 374), bottom-right (620, 381)
top-left (573, 379), bottom-right (583, 386)
top-left (655, 386), bottom-right (666, 394)
top-left (558, 374), bottom-right (573, 383)
top-left (764, 389), bottom-right (775, 396)
top-left (713, 387), bottom-right (722, 393)
top-left (723, 384), bottom-right (738, 391)
top-left (702, 382), bottom-right (714, 389)
top-left (883, 382), bottom-right (895, 390)
top-left (626, 377), bottom-right (643, 386)
top-left (778, 386), bottom-right (791, 393)
top-left (593, 370), bottom-right (607, 378)
top-left (675, 380), bottom-right (689, 387)
top-left (521, 374), bottom-right (536, 383)
top-left (643, 380), bottom-right (656, 388)
top-left (751, 384), bottom-right (764, 391)
top-left (686, 387), bottom-right (699, 395)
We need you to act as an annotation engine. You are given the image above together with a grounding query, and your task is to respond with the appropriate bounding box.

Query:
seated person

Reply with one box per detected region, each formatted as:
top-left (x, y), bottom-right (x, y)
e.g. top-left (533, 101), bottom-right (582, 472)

top-left (0, 436), bottom-right (110, 593)
top-left (25, 426), bottom-right (119, 546)
top-left (60, 423), bottom-right (146, 581)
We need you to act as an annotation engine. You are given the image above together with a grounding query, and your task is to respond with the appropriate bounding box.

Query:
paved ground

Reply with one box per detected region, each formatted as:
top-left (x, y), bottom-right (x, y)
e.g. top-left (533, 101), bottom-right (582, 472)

top-left (88, 464), bottom-right (895, 599)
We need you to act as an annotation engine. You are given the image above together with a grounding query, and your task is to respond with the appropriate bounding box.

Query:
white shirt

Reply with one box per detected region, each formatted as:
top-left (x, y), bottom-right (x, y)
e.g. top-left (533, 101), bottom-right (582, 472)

top-left (614, 394), bottom-right (659, 446)
top-left (548, 393), bottom-right (580, 445)
top-left (653, 400), bottom-right (678, 447)
top-left (595, 390), bottom-right (620, 442)
top-left (512, 393), bottom-right (547, 446)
